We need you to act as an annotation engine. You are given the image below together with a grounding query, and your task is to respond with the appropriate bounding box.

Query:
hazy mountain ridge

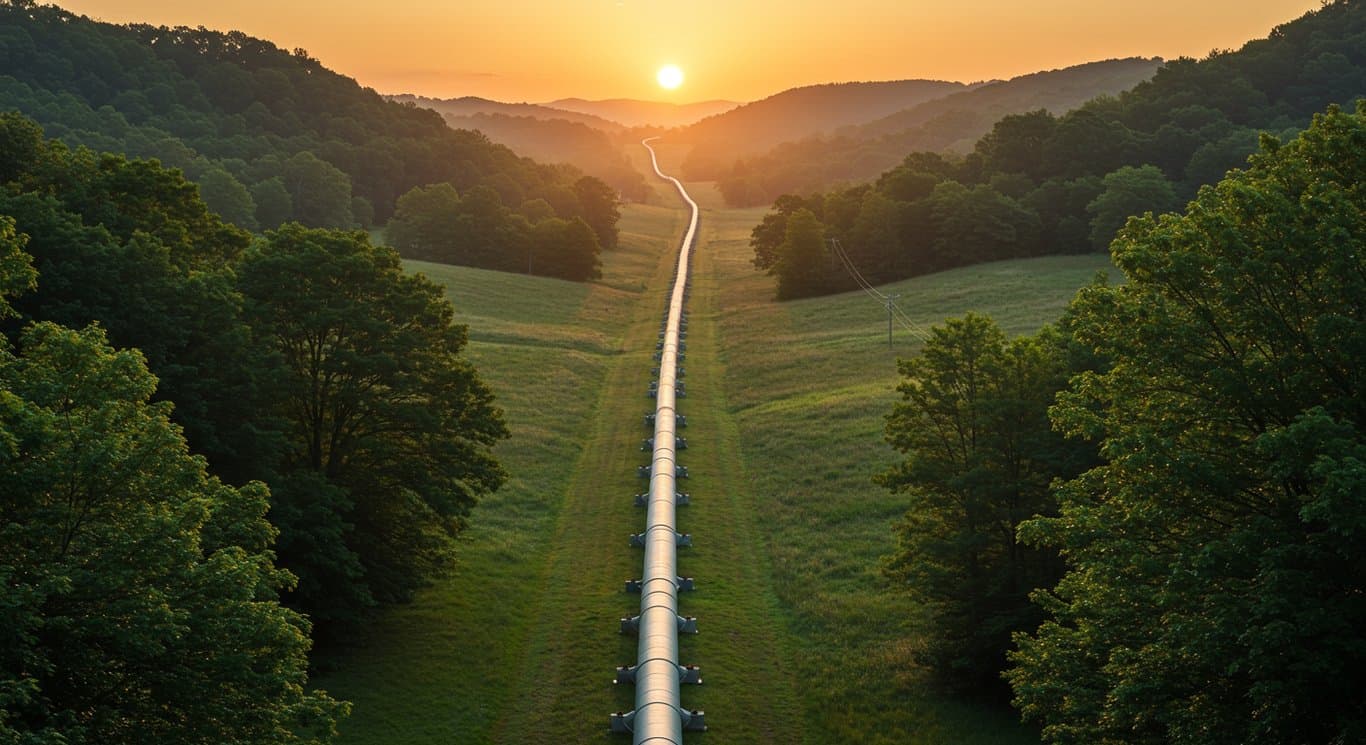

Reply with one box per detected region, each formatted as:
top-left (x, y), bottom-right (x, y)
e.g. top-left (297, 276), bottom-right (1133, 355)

top-left (676, 78), bottom-right (971, 179)
top-left (544, 97), bottom-right (740, 127)
top-left (387, 93), bottom-right (626, 132)
top-left (436, 112), bottom-right (650, 200)
top-left (711, 57), bottom-right (1165, 205)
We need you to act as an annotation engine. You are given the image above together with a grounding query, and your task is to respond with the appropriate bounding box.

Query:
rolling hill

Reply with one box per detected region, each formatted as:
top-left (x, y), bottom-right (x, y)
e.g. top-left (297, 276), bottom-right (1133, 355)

top-left (544, 97), bottom-right (740, 127)
top-left (387, 93), bottom-right (625, 132)
top-left (709, 57), bottom-right (1164, 205)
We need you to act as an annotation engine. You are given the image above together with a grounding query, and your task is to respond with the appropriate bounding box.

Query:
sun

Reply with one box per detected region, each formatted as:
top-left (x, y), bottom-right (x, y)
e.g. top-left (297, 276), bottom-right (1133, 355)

top-left (657, 64), bottom-right (684, 90)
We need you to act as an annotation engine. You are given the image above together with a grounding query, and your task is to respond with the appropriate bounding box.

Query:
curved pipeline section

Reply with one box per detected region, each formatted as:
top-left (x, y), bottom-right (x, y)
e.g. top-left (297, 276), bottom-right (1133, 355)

top-left (610, 138), bottom-right (705, 742)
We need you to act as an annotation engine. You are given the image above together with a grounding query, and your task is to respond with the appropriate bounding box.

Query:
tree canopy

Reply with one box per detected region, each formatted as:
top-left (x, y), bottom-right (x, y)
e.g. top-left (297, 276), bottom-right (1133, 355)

top-left (1008, 102), bottom-right (1366, 744)
top-left (749, 0), bottom-right (1366, 299)
top-left (0, 312), bottom-right (346, 742)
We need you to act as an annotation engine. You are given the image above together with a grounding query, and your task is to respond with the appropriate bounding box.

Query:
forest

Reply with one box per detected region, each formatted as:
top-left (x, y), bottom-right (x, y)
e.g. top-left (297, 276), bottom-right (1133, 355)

top-left (880, 100), bottom-right (1366, 744)
top-left (0, 110), bottom-right (518, 741)
top-left (752, 0), bottom-right (1366, 298)
top-left (0, 0), bottom-right (617, 280)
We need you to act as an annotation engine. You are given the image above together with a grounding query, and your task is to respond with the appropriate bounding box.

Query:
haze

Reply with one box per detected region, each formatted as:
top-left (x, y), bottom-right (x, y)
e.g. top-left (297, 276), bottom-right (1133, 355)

top-left (58, 0), bottom-right (1321, 102)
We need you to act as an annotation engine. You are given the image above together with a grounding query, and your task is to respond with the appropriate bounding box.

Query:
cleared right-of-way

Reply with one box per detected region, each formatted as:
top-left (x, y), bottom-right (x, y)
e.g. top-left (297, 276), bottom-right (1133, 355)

top-left (609, 137), bottom-right (705, 744)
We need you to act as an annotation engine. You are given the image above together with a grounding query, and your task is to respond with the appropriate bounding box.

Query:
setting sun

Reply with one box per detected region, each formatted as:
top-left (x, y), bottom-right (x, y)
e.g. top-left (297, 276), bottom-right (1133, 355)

top-left (657, 64), bottom-right (684, 90)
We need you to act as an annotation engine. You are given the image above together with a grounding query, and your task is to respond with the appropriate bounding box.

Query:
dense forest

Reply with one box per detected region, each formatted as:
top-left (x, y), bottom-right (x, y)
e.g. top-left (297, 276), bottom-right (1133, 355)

top-left (707, 58), bottom-right (1163, 206)
top-left (0, 107), bottom-right (524, 741)
top-left (0, 0), bottom-right (618, 280)
top-left (881, 100), bottom-right (1366, 744)
top-left (753, 0), bottom-right (1366, 298)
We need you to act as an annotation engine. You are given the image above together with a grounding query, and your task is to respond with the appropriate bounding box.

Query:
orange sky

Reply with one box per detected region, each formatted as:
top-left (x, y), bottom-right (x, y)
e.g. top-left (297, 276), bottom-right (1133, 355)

top-left (59, 0), bottom-right (1324, 103)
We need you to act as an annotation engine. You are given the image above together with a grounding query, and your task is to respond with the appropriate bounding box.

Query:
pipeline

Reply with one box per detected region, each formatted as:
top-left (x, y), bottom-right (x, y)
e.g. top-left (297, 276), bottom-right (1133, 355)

top-left (610, 138), bottom-right (706, 742)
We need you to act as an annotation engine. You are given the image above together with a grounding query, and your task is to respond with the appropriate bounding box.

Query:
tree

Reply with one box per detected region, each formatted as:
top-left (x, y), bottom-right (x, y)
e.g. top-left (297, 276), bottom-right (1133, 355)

top-left (572, 175), bottom-right (620, 249)
top-left (198, 166), bottom-right (258, 230)
top-left (0, 321), bottom-right (347, 745)
top-left (1085, 164), bottom-right (1179, 250)
top-left (0, 216), bottom-right (35, 316)
top-left (773, 208), bottom-right (829, 299)
top-left (387, 182), bottom-right (464, 262)
top-left (280, 151), bottom-right (353, 228)
top-left (879, 314), bottom-right (1085, 695)
top-left (251, 176), bottom-right (293, 229)
top-left (529, 216), bottom-right (601, 281)
top-left (1009, 105), bottom-right (1366, 745)
top-left (238, 225), bottom-right (508, 629)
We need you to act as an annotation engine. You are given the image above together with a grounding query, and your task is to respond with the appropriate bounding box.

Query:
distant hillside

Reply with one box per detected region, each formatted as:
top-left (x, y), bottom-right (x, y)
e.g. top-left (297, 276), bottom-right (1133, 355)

top-left (437, 113), bottom-right (649, 201)
top-left (0, 1), bottom-right (613, 233)
top-left (714, 58), bottom-right (1163, 206)
top-left (746, 0), bottom-right (1366, 299)
top-left (388, 94), bottom-right (624, 132)
top-left (544, 97), bottom-right (739, 128)
top-left (678, 79), bottom-right (970, 179)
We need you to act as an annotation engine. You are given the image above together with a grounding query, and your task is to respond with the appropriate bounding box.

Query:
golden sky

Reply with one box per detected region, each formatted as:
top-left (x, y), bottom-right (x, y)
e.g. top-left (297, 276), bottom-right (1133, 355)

top-left (59, 0), bottom-right (1324, 103)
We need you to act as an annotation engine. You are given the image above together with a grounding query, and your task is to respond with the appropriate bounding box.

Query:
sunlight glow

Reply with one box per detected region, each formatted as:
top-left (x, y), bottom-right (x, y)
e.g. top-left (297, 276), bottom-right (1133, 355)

top-left (657, 64), bottom-right (684, 90)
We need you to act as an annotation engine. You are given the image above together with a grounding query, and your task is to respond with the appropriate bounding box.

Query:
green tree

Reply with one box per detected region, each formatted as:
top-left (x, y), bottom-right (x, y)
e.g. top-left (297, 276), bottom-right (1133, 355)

top-left (386, 182), bottom-right (464, 262)
top-left (571, 174), bottom-right (620, 249)
top-left (879, 314), bottom-right (1085, 695)
top-left (1085, 164), bottom-right (1180, 250)
top-left (251, 176), bottom-right (293, 230)
top-left (1009, 105), bottom-right (1366, 745)
top-left (773, 208), bottom-right (829, 300)
top-left (529, 216), bottom-right (602, 281)
top-left (280, 151), bottom-right (353, 229)
top-left (0, 321), bottom-right (347, 745)
top-left (238, 225), bottom-right (509, 629)
top-left (0, 215), bottom-right (35, 315)
top-left (198, 166), bottom-right (258, 230)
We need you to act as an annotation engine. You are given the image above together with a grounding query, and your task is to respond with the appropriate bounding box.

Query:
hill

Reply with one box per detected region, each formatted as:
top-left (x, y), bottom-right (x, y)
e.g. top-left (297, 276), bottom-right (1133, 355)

top-left (544, 97), bottom-right (739, 127)
top-left (0, 0), bottom-right (615, 241)
top-left (677, 78), bottom-right (970, 179)
top-left (387, 93), bottom-right (625, 132)
top-left (709, 58), bottom-right (1162, 206)
top-left (747, 0), bottom-right (1366, 298)
top-left (432, 112), bottom-right (650, 201)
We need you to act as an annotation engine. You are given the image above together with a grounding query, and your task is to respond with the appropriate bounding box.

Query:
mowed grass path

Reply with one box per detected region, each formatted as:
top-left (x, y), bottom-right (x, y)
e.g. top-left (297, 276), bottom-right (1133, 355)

top-left (320, 142), bottom-right (1118, 744)
top-left (651, 142), bottom-right (1119, 744)
top-left (318, 190), bottom-right (806, 742)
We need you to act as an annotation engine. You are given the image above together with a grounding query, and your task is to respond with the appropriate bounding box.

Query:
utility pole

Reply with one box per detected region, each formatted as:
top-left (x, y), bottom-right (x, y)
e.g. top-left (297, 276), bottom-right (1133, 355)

top-left (886, 293), bottom-right (901, 348)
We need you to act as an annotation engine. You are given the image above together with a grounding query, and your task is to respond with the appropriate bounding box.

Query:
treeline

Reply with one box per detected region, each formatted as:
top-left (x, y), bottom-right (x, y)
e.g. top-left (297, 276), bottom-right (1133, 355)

top-left (712, 58), bottom-right (1163, 207)
top-left (429, 110), bottom-right (650, 202)
top-left (0, 113), bottom-right (511, 740)
top-left (752, 0), bottom-right (1366, 299)
top-left (880, 103), bottom-right (1366, 743)
top-left (0, 0), bottom-right (619, 280)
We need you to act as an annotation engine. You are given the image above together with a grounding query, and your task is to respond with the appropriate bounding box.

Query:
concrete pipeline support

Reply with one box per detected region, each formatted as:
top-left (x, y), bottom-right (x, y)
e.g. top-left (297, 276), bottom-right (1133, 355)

top-left (610, 138), bottom-right (706, 742)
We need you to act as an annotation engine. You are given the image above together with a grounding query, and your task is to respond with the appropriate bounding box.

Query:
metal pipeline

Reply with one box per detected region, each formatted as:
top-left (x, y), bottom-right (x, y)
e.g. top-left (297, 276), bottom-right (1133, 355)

top-left (610, 138), bottom-right (705, 742)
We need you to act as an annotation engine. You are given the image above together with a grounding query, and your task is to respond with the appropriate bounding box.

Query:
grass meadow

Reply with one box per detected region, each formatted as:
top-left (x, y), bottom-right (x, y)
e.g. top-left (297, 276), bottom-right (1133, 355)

top-left (318, 146), bottom-right (1117, 744)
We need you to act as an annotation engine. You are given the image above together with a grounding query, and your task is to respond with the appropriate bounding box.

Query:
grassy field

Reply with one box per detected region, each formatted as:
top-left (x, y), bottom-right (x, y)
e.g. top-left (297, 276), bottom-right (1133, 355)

top-left (318, 145), bottom-right (1118, 743)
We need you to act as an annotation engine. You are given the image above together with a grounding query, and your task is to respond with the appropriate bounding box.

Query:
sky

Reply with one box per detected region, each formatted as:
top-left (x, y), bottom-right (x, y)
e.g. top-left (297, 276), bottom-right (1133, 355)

top-left (59, 0), bottom-right (1325, 103)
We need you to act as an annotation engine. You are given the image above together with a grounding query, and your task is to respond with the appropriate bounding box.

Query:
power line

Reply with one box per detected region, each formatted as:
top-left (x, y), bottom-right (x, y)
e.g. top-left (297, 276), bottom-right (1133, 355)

top-left (827, 237), bottom-right (933, 344)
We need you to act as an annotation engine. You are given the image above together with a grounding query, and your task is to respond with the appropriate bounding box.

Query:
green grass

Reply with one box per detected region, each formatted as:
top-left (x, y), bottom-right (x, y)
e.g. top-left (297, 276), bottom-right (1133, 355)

top-left (316, 144), bottom-right (1117, 744)
top-left (689, 186), bottom-right (1117, 744)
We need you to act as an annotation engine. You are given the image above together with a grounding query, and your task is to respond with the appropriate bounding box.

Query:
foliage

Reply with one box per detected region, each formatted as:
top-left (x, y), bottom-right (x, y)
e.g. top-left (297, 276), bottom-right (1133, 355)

top-left (0, 114), bottom-right (269, 483)
top-left (387, 179), bottom-right (606, 282)
top-left (238, 225), bottom-right (509, 629)
top-left (750, 0), bottom-right (1366, 298)
top-left (711, 58), bottom-right (1162, 205)
top-left (773, 208), bottom-right (829, 299)
top-left (1008, 103), bottom-right (1366, 744)
top-left (879, 314), bottom-right (1089, 695)
top-left (0, 0), bottom-right (619, 273)
top-left (0, 321), bottom-right (347, 744)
